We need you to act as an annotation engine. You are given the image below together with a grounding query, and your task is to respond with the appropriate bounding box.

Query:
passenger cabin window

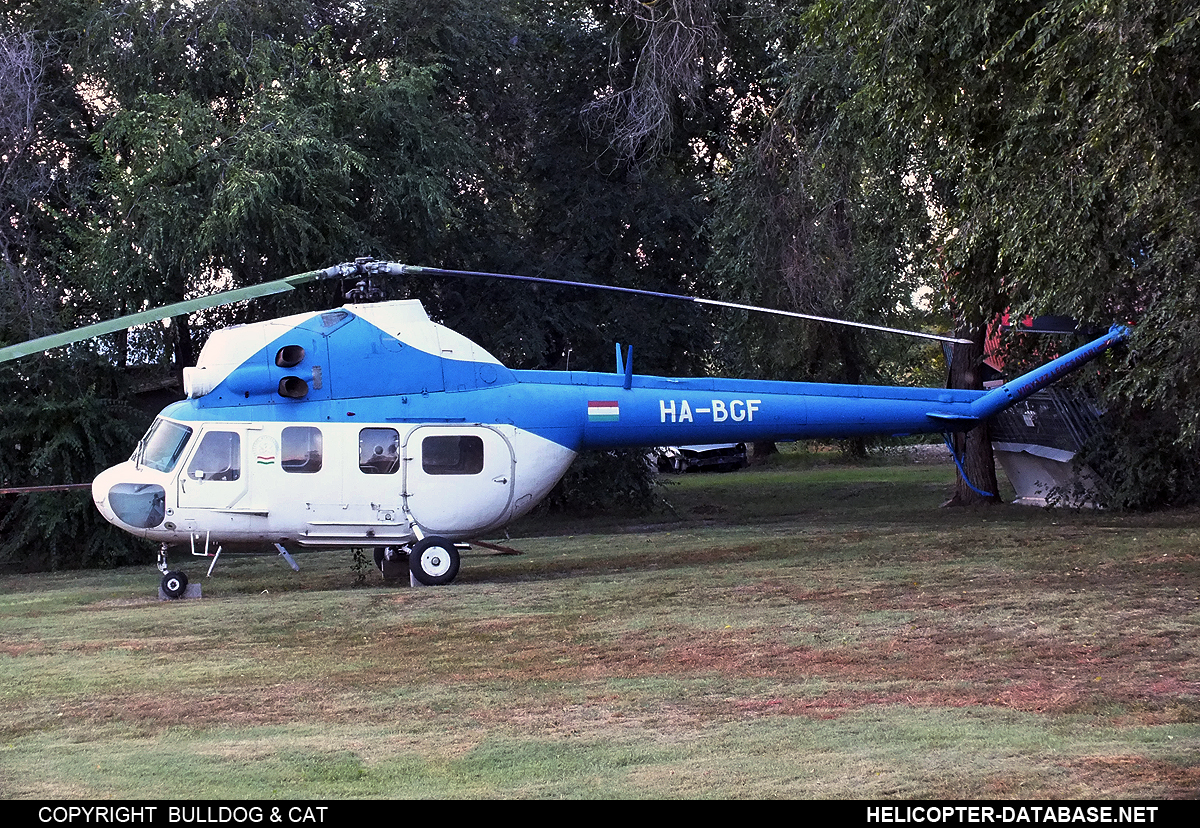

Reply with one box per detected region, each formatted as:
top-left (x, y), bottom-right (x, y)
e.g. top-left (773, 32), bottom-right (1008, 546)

top-left (359, 428), bottom-right (399, 474)
top-left (187, 431), bottom-right (241, 481)
top-left (282, 427), bottom-right (323, 473)
top-left (422, 435), bottom-right (484, 475)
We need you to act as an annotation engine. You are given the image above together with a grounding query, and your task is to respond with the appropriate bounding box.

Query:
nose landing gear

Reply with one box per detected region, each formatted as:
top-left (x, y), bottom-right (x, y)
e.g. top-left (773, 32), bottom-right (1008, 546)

top-left (161, 570), bottom-right (189, 599)
top-left (157, 542), bottom-right (200, 600)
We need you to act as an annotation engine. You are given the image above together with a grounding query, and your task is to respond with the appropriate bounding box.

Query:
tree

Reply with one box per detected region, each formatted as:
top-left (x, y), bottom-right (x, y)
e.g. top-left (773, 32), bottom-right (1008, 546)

top-left (1, 0), bottom-right (733, 559)
top-left (0, 14), bottom-right (150, 570)
top-left (75, 1), bottom-right (491, 362)
top-left (980, 1), bottom-right (1200, 507)
top-left (823, 0), bottom-right (1200, 506)
top-left (0, 30), bottom-right (44, 330)
top-left (704, 2), bottom-right (943, 462)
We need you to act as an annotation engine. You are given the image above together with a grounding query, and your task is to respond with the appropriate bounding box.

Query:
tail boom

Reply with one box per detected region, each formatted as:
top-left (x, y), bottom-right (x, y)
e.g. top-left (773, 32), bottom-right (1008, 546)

top-left (555, 326), bottom-right (1128, 449)
top-left (959, 325), bottom-right (1128, 422)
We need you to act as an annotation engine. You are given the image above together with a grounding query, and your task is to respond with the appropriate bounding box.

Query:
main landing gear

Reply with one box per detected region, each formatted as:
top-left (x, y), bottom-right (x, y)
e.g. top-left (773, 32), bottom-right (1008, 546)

top-left (409, 536), bottom-right (460, 586)
top-left (374, 537), bottom-right (462, 586)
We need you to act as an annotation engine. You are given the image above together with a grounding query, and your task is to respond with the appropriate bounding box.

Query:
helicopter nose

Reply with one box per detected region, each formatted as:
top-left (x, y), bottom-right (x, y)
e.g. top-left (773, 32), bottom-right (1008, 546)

top-left (92, 466), bottom-right (166, 530)
top-left (92, 466), bottom-right (117, 522)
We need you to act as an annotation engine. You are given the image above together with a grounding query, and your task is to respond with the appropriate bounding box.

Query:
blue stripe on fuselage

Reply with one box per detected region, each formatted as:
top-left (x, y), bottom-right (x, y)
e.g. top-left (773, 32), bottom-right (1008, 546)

top-left (160, 363), bottom-right (986, 451)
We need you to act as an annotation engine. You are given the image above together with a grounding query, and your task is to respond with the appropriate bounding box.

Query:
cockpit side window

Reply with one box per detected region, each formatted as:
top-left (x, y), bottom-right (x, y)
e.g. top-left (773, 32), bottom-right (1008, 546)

top-left (139, 419), bottom-right (194, 473)
top-left (186, 431), bottom-right (242, 481)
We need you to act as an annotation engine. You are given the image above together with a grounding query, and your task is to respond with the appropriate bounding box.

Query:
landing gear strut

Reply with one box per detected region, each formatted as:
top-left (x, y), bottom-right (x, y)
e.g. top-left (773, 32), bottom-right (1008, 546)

top-left (156, 543), bottom-right (189, 600)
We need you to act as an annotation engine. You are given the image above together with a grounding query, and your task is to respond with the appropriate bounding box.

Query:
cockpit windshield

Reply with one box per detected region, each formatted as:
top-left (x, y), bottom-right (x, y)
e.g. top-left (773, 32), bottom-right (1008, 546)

top-left (138, 418), bottom-right (194, 473)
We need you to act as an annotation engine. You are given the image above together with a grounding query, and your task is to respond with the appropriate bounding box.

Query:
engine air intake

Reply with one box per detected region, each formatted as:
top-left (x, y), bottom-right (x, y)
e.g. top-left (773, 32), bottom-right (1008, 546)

top-left (278, 376), bottom-right (309, 398)
top-left (275, 345), bottom-right (306, 368)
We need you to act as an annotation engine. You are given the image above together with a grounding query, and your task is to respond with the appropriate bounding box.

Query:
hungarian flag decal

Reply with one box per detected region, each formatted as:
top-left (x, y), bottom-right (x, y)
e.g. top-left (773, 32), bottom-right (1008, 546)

top-left (587, 400), bottom-right (619, 422)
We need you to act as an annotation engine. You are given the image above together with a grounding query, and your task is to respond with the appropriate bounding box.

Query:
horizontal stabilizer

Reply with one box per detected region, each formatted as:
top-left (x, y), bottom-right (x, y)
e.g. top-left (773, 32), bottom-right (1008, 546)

top-left (925, 412), bottom-right (979, 423)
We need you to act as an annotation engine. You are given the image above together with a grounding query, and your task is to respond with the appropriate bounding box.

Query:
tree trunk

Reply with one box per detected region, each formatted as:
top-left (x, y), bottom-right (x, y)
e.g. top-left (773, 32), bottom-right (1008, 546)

top-left (750, 440), bottom-right (778, 464)
top-left (172, 314), bottom-right (194, 369)
top-left (942, 319), bottom-right (1001, 506)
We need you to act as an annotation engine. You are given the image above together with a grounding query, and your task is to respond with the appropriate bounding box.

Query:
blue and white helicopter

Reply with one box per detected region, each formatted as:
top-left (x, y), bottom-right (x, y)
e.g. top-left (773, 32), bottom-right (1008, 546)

top-left (0, 258), bottom-right (1127, 593)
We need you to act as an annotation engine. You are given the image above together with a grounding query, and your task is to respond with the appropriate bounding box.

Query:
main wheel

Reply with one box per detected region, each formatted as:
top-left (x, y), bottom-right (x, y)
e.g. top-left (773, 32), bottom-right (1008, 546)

top-left (408, 537), bottom-right (460, 586)
top-left (161, 570), bottom-right (188, 599)
top-left (375, 546), bottom-right (409, 580)
top-left (374, 546), bottom-right (407, 568)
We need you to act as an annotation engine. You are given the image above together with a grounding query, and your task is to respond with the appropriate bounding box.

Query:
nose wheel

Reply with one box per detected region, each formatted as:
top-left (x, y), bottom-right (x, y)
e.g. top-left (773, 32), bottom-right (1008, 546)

top-left (160, 570), bottom-right (189, 599)
top-left (156, 543), bottom-right (199, 600)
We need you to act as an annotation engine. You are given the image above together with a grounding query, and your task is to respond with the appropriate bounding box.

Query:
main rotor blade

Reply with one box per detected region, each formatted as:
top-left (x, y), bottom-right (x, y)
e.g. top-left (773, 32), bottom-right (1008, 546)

top-left (0, 267), bottom-right (340, 364)
top-left (385, 263), bottom-right (972, 345)
top-left (0, 256), bottom-right (968, 365)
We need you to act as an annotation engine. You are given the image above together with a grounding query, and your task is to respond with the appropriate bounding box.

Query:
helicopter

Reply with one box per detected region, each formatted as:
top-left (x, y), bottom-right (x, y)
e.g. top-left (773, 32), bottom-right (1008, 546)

top-left (0, 258), bottom-right (1128, 593)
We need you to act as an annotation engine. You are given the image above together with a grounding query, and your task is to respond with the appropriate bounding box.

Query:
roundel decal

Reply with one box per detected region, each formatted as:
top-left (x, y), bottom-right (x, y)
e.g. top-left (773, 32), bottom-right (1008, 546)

top-left (253, 435), bottom-right (278, 467)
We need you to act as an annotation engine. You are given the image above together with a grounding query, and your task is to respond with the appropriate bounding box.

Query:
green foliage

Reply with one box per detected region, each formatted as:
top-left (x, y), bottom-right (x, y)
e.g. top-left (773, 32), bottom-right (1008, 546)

top-left (1079, 403), bottom-right (1200, 511)
top-left (4, 0), bottom-right (1200, 583)
top-left (705, 3), bottom-right (940, 389)
top-left (0, 360), bottom-right (151, 570)
top-left (810, 0), bottom-right (1200, 506)
top-left (76, 1), bottom-right (484, 344)
top-left (536, 450), bottom-right (660, 516)
top-left (418, 3), bottom-right (719, 378)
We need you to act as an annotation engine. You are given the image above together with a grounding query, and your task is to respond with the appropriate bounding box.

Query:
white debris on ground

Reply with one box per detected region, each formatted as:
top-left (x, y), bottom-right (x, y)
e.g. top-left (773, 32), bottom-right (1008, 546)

top-left (871, 443), bottom-right (953, 464)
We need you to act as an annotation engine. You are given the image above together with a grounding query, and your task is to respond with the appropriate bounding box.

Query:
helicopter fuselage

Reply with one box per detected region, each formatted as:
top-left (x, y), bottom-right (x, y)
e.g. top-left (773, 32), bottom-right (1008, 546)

top-left (89, 298), bottom-right (1126, 566)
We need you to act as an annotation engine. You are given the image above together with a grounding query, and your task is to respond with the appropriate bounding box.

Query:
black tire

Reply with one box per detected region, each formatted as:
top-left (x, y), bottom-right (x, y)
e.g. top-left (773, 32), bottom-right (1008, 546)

top-left (408, 536), bottom-right (460, 586)
top-left (161, 570), bottom-right (188, 599)
top-left (375, 546), bottom-right (409, 580)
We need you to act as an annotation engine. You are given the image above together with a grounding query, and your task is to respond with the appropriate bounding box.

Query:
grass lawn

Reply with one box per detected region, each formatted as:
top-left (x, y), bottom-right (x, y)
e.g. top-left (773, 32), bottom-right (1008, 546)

top-left (1, 448), bottom-right (1197, 798)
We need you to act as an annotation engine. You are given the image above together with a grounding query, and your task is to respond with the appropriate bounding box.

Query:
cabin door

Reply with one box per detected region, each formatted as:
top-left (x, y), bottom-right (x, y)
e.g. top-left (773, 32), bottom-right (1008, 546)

top-left (176, 426), bottom-right (249, 510)
top-left (403, 425), bottom-right (515, 535)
